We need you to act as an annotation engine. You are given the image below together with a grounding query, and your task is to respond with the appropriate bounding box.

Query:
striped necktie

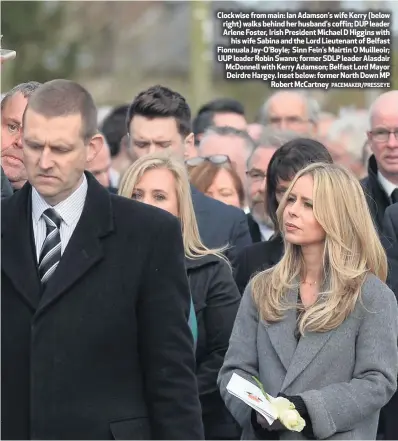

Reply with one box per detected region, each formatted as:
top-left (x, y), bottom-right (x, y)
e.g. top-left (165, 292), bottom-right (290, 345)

top-left (38, 208), bottom-right (62, 286)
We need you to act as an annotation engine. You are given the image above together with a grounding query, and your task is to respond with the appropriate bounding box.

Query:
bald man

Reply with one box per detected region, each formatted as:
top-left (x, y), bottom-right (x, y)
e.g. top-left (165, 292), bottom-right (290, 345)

top-left (260, 91), bottom-right (319, 136)
top-left (86, 136), bottom-right (112, 188)
top-left (362, 90), bottom-right (398, 233)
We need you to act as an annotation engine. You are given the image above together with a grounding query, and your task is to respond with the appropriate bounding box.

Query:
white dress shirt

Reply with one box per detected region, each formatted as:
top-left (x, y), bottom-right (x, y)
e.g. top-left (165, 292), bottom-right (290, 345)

top-left (258, 223), bottom-right (274, 241)
top-left (32, 175), bottom-right (88, 262)
top-left (378, 171), bottom-right (398, 203)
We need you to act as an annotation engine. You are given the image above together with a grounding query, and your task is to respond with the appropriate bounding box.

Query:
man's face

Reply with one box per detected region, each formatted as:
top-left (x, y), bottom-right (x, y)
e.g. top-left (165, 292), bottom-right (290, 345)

top-left (213, 112), bottom-right (247, 131)
top-left (128, 115), bottom-right (194, 160)
top-left (326, 136), bottom-right (366, 179)
top-left (368, 103), bottom-right (398, 181)
top-left (86, 139), bottom-right (111, 187)
top-left (199, 134), bottom-right (248, 186)
top-left (23, 110), bottom-right (100, 205)
top-left (1, 92), bottom-right (28, 188)
top-left (267, 93), bottom-right (315, 135)
top-left (246, 147), bottom-right (276, 225)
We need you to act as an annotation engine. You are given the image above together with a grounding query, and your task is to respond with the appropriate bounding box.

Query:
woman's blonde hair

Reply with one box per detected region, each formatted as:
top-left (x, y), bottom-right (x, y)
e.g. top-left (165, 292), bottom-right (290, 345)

top-left (252, 162), bottom-right (387, 334)
top-left (118, 152), bottom-right (229, 263)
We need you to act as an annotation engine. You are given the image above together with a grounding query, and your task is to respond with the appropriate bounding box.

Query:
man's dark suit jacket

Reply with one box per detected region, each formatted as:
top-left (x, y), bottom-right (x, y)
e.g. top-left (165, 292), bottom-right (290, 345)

top-left (234, 235), bottom-right (284, 294)
top-left (380, 203), bottom-right (398, 441)
top-left (190, 186), bottom-right (252, 265)
top-left (383, 202), bottom-right (398, 298)
top-left (246, 213), bottom-right (262, 243)
top-left (1, 173), bottom-right (204, 440)
top-left (383, 203), bottom-right (398, 243)
top-left (361, 155), bottom-right (392, 234)
top-left (1, 166), bottom-right (13, 198)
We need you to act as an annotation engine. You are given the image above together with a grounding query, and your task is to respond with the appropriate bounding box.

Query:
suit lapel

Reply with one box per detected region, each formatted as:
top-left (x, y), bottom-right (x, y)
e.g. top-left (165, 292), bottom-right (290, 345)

top-left (281, 327), bottom-right (334, 391)
top-left (266, 288), bottom-right (298, 372)
top-left (2, 184), bottom-right (42, 310)
top-left (36, 174), bottom-right (114, 315)
top-left (247, 214), bottom-right (262, 243)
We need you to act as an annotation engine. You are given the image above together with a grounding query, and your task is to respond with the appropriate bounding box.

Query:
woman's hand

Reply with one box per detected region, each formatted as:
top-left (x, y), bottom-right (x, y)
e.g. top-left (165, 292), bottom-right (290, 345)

top-left (256, 413), bottom-right (286, 431)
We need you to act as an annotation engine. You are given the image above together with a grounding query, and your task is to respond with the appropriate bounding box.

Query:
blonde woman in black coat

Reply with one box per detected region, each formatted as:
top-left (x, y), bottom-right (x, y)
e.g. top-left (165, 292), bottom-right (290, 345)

top-left (119, 152), bottom-right (241, 439)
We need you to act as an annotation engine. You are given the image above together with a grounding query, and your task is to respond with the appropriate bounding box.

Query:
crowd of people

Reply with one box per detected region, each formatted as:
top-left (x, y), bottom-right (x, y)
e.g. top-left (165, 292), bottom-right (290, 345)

top-left (1, 73), bottom-right (398, 441)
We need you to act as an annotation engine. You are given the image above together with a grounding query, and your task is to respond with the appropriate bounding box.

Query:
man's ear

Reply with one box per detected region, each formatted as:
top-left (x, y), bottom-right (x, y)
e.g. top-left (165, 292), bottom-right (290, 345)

top-left (87, 133), bottom-right (104, 163)
top-left (183, 132), bottom-right (195, 159)
top-left (366, 131), bottom-right (373, 146)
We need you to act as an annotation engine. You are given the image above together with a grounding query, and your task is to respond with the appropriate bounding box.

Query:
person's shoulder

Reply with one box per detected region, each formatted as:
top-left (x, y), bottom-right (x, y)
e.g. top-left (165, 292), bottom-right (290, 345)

top-left (186, 253), bottom-right (225, 269)
top-left (360, 273), bottom-right (397, 309)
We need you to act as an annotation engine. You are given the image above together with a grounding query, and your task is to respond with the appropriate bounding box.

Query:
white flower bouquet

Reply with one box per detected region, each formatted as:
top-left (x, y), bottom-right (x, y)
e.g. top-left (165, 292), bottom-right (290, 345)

top-left (252, 376), bottom-right (306, 432)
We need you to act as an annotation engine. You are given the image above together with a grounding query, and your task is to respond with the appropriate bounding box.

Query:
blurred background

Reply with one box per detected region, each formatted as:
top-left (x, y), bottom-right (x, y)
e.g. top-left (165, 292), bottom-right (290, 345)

top-left (1, 0), bottom-right (397, 120)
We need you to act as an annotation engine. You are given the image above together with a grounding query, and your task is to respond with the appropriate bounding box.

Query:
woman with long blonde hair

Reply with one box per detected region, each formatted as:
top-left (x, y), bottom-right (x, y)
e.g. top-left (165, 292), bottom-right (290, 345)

top-left (119, 152), bottom-right (242, 440)
top-left (218, 162), bottom-right (398, 440)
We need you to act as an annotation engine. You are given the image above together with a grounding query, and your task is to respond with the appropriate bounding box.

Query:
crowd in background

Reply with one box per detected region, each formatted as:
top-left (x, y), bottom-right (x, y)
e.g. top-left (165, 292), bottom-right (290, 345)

top-left (1, 73), bottom-right (398, 441)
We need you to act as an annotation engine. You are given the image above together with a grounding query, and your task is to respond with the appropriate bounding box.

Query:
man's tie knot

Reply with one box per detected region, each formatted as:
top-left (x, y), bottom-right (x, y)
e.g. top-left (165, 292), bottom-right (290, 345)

top-left (42, 208), bottom-right (62, 229)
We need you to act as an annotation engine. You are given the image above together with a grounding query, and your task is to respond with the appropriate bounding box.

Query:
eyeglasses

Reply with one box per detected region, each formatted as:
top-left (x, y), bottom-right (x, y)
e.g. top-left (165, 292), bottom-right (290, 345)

top-left (370, 128), bottom-right (398, 143)
top-left (269, 116), bottom-right (309, 126)
top-left (246, 168), bottom-right (266, 182)
top-left (185, 155), bottom-right (230, 167)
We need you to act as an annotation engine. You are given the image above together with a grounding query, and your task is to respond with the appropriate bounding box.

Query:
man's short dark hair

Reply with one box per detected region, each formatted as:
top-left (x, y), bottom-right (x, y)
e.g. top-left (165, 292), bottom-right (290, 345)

top-left (197, 98), bottom-right (245, 116)
top-left (1, 81), bottom-right (42, 110)
top-left (266, 138), bottom-right (333, 229)
top-left (126, 85), bottom-right (191, 137)
top-left (24, 79), bottom-right (98, 142)
top-left (100, 104), bottom-right (129, 157)
top-left (192, 98), bottom-right (245, 144)
top-left (192, 111), bottom-right (214, 139)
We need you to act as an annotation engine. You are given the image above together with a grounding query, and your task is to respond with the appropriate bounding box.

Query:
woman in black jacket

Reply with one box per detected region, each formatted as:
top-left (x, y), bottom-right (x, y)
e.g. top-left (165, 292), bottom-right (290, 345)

top-left (119, 152), bottom-right (241, 440)
top-left (235, 138), bottom-right (333, 294)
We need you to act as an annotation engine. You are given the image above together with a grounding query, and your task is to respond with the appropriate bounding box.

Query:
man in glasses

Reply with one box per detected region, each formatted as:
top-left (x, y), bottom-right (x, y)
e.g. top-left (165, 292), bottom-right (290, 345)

top-left (364, 90), bottom-right (398, 441)
top-left (362, 90), bottom-right (398, 234)
top-left (1, 81), bottom-right (41, 192)
top-left (245, 128), bottom-right (298, 243)
top-left (259, 91), bottom-right (320, 137)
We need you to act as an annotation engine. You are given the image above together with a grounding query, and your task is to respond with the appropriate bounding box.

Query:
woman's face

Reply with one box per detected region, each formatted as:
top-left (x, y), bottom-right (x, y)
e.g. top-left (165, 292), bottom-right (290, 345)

top-left (282, 174), bottom-right (326, 246)
top-left (206, 168), bottom-right (241, 208)
top-left (132, 168), bottom-right (179, 217)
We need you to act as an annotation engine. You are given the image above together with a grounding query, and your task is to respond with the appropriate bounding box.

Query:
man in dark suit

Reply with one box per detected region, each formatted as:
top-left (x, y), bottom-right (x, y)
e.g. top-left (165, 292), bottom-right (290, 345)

top-left (383, 203), bottom-right (398, 243)
top-left (125, 85), bottom-right (252, 264)
top-left (244, 127), bottom-right (298, 243)
top-left (362, 90), bottom-right (398, 234)
top-left (1, 79), bottom-right (204, 440)
top-left (1, 166), bottom-right (13, 198)
top-left (381, 203), bottom-right (398, 440)
top-left (1, 81), bottom-right (41, 192)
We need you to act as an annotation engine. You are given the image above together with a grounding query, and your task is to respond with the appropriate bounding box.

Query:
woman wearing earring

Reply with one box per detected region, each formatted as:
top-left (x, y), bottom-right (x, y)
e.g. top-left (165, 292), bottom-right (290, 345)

top-left (218, 162), bottom-right (398, 440)
top-left (118, 152), bottom-right (241, 439)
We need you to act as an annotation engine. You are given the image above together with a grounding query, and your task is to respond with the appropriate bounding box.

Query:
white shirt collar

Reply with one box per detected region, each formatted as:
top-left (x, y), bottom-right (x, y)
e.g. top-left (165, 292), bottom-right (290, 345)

top-left (32, 174), bottom-right (88, 226)
top-left (258, 223), bottom-right (274, 241)
top-left (377, 171), bottom-right (398, 198)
